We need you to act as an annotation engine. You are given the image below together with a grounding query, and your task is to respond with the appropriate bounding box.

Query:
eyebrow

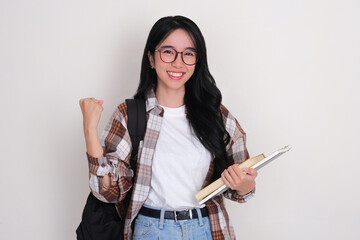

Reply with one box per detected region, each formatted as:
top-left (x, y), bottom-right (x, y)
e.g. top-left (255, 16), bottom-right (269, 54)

top-left (160, 45), bottom-right (196, 51)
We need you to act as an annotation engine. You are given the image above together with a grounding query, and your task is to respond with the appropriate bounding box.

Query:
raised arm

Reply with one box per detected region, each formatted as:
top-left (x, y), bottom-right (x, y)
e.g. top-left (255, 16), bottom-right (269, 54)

top-left (79, 97), bottom-right (104, 158)
top-left (79, 98), bottom-right (133, 203)
top-left (79, 98), bottom-right (112, 188)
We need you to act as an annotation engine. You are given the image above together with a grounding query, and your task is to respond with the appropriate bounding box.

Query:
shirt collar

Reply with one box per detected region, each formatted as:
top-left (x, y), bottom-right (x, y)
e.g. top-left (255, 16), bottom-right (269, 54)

top-left (145, 88), bottom-right (188, 115)
top-left (145, 88), bottom-right (161, 112)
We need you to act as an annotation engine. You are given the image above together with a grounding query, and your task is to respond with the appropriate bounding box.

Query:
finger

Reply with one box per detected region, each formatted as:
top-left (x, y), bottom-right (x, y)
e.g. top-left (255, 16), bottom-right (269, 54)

top-left (228, 165), bottom-right (242, 179)
top-left (222, 171), bottom-right (233, 189)
top-left (86, 97), bottom-right (96, 104)
top-left (89, 98), bottom-right (103, 106)
top-left (223, 169), bottom-right (235, 185)
top-left (233, 164), bottom-right (247, 176)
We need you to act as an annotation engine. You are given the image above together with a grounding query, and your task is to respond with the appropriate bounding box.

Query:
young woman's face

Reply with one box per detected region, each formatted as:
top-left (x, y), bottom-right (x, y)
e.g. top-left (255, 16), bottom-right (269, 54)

top-left (149, 28), bottom-right (196, 95)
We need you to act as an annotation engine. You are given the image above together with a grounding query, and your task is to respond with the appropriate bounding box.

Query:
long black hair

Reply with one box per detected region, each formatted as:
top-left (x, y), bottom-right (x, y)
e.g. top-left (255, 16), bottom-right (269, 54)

top-left (134, 16), bottom-right (230, 181)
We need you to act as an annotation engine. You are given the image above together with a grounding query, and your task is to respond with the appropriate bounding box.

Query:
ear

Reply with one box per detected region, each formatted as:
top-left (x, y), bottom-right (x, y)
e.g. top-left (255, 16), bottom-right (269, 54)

top-left (148, 51), bottom-right (155, 68)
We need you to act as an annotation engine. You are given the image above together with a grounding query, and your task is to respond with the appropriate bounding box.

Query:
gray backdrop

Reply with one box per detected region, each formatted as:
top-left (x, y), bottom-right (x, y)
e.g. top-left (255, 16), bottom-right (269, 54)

top-left (1, 0), bottom-right (359, 239)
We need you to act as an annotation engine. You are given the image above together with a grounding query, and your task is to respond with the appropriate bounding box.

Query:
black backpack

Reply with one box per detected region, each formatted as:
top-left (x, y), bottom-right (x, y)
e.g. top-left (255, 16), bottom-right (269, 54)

top-left (76, 99), bottom-right (146, 240)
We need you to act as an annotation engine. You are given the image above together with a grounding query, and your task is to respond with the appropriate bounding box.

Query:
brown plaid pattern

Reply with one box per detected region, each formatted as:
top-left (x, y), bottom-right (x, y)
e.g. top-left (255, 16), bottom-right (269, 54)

top-left (87, 90), bottom-right (254, 240)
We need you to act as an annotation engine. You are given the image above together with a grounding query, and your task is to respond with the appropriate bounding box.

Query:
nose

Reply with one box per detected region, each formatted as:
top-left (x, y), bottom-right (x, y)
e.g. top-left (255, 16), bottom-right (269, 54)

top-left (171, 52), bottom-right (184, 68)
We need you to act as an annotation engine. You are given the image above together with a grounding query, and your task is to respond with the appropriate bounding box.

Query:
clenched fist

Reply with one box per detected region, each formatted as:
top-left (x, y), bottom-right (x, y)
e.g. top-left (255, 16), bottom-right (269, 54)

top-left (79, 97), bottom-right (104, 133)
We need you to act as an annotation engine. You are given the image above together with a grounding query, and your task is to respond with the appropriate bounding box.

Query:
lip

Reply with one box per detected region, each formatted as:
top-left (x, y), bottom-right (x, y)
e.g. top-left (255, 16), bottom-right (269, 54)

top-left (167, 71), bottom-right (185, 80)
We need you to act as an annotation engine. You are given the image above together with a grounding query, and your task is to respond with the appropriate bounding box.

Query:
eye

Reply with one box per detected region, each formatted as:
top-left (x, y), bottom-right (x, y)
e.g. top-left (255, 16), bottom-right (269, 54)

top-left (162, 49), bottom-right (175, 55)
top-left (184, 50), bottom-right (196, 57)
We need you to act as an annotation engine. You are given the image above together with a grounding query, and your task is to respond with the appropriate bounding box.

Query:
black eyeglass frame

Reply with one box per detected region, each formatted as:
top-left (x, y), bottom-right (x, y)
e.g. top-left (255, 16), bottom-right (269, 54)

top-left (154, 48), bottom-right (198, 66)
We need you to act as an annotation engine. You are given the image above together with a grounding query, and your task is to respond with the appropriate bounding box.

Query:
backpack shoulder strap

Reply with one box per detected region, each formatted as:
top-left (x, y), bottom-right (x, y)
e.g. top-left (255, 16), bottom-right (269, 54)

top-left (125, 99), bottom-right (147, 171)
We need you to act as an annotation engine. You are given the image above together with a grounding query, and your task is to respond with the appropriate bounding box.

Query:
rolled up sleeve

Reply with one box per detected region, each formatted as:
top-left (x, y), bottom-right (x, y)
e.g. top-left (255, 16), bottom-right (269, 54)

top-left (220, 105), bottom-right (255, 203)
top-left (87, 103), bottom-right (133, 203)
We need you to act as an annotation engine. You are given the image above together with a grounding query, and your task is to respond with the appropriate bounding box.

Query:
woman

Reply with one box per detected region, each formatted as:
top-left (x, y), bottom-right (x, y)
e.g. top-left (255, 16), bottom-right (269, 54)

top-left (79, 15), bottom-right (257, 240)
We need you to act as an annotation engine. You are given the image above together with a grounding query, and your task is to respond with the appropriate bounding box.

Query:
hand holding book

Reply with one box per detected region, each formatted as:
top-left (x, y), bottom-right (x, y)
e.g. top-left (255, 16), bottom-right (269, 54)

top-left (196, 145), bottom-right (291, 205)
top-left (221, 164), bottom-right (257, 196)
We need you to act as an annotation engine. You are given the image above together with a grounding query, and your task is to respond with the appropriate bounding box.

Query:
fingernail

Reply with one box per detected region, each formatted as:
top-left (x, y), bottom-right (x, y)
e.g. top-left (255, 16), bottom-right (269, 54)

top-left (98, 100), bottom-right (104, 105)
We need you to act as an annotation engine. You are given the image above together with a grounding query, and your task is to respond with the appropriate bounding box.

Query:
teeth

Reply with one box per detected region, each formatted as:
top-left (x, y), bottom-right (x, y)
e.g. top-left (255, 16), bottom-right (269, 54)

top-left (168, 72), bottom-right (183, 77)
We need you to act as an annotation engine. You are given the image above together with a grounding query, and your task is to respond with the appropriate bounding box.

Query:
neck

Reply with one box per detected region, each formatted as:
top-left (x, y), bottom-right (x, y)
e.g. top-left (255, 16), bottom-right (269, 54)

top-left (156, 86), bottom-right (185, 108)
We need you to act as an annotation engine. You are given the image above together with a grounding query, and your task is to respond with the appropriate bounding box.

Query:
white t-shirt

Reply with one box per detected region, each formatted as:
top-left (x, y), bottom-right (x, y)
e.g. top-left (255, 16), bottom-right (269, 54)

top-left (144, 105), bottom-right (211, 210)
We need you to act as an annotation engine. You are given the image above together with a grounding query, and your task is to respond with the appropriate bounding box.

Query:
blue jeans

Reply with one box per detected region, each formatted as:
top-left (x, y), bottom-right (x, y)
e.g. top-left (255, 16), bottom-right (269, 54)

top-left (133, 205), bottom-right (213, 240)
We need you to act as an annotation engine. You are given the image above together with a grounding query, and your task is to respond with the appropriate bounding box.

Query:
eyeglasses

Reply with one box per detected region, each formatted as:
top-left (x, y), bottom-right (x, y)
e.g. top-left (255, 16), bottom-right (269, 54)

top-left (155, 47), bottom-right (197, 66)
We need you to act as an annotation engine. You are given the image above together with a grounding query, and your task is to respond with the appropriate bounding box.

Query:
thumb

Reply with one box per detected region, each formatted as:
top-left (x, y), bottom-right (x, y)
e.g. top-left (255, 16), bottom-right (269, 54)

top-left (244, 168), bottom-right (257, 177)
top-left (243, 168), bottom-right (253, 175)
top-left (98, 100), bottom-right (104, 105)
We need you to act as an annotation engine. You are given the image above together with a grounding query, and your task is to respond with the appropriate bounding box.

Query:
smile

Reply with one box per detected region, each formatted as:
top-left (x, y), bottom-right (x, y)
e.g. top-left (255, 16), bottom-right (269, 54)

top-left (167, 71), bottom-right (184, 77)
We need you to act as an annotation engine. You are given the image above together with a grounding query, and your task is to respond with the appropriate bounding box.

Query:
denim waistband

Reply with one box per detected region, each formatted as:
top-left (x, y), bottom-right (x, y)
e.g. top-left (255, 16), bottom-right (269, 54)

top-left (140, 204), bottom-right (208, 228)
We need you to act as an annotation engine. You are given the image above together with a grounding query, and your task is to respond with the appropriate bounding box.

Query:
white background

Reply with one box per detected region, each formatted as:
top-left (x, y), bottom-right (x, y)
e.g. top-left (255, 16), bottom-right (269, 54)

top-left (1, 0), bottom-right (359, 239)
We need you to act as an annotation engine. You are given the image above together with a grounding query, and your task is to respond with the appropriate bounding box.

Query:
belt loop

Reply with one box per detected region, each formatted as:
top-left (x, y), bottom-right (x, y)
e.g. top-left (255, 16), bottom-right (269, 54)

top-left (174, 211), bottom-right (178, 222)
top-left (195, 208), bottom-right (203, 226)
top-left (159, 208), bottom-right (165, 229)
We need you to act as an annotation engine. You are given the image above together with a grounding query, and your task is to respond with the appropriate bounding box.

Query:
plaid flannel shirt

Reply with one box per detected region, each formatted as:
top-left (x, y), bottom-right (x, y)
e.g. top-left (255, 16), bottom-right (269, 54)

top-left (87, 90), bottom-right (254, 240)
